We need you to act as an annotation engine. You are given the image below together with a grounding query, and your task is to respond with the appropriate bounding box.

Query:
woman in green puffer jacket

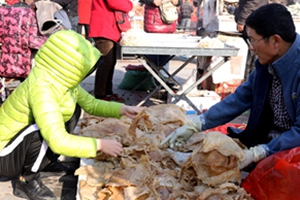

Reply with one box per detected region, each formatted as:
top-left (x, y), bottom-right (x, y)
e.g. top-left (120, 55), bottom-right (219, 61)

top-left (0, 30), bottom-right (142, 200)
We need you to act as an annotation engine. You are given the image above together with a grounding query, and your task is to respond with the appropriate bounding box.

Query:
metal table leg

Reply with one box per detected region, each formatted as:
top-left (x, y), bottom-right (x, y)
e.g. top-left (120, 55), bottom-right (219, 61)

top-left (136, 55), bottom-right (230, 115)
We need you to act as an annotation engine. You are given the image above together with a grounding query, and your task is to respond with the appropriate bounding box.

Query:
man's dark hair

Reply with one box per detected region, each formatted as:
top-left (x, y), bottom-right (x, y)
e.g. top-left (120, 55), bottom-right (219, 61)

top-left (245, 3), bottom-right (296, 43)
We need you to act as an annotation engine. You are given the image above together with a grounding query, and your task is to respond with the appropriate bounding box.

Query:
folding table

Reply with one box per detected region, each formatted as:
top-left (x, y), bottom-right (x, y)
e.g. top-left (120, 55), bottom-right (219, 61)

top-left (121, 33), bottom-right (239, 114)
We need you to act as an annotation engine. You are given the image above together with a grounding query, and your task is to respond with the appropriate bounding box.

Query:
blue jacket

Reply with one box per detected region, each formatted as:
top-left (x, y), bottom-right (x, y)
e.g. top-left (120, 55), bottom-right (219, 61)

top-left (200, 33), bottom-right (300, 156)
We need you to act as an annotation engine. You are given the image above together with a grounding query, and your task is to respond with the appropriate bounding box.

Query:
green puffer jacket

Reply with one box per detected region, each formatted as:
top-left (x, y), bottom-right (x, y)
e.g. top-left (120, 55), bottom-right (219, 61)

top-left (0, 30), bottom-right (123, 158)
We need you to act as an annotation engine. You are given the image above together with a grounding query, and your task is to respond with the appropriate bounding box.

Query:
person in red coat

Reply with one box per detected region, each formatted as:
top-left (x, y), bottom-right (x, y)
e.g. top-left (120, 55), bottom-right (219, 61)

top-left (141, 0), bottom-right (182, 33)
top-left (78, 0), bottom-right (92, 42)
top-left (89, 0), bottom-right (133, 102)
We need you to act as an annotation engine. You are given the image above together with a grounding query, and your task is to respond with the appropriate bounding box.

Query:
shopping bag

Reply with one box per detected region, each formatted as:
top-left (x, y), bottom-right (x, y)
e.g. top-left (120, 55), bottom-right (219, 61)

top-left (159, 0), bottom-right (178, 24)
top-left (114, 11), bottom-right (131, 32)
top-left (242, 147), bottom-right (300, 200)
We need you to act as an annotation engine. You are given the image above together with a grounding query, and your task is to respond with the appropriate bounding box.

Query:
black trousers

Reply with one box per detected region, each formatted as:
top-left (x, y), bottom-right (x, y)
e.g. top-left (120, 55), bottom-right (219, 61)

top-left (243, 49), bottom-right (256, 81)
top-left (77, 24), bottom-right (93, 43)
top-left (0, 104), bottom-right (81, 182)
top-left (93, 38), bottom-right (117, 98)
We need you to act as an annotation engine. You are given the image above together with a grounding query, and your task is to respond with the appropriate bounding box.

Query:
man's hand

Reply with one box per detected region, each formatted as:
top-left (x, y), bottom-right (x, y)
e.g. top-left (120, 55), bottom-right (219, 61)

top-left (238, 145), bottom-right (267, 169)
top-left (236, 24), bottom-right (244, 33)
top-left (161, 116), bottom-right (202, 148)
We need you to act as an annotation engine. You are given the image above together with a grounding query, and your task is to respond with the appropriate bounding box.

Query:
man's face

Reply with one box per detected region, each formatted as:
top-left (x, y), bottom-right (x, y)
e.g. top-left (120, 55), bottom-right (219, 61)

top-left (246, 27), bottom-right (277, 65)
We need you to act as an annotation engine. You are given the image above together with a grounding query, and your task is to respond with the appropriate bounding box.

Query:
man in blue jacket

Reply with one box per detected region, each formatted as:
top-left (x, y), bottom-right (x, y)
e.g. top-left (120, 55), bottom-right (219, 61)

top-left (162, 3), bottom-right (300, 170)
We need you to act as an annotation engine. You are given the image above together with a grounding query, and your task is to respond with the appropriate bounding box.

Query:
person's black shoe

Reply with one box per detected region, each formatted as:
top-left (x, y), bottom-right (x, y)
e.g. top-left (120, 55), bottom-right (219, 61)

top-left (165, 81), bottom-right (180, 91)
top-left (12, 176), bottom-right (57, 200)
top-left (166, 81), bottom-right (175, 87)
top-left (42, 161), bottom-right (76, 175)
top-left (152, 89), bottom-right (168, 101)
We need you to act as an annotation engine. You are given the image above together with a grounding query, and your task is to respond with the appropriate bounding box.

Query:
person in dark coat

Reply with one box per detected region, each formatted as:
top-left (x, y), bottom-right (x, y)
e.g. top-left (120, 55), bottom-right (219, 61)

top-left (51, 0), bottom-right (78, 31)
top-left (234, 0), bottom-right (268, 32)
top-left (179, 0), bottom-right (194, 31)
top-left (234, 0), bottom-right (268, 81)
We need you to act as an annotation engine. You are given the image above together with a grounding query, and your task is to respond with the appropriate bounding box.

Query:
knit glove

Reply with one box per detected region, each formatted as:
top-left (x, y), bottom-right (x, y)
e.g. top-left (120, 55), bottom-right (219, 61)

top-left (238, 145), bottom-right (267, 169)
top-left (161, 116), bottom-right (202, 148)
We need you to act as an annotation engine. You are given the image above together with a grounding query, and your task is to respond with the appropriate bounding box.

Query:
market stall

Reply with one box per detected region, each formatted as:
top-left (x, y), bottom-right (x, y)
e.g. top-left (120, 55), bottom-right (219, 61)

top-left (120, 32), bottom-right (239, 114)
top-left (75, 104), bottom-right (251, 200)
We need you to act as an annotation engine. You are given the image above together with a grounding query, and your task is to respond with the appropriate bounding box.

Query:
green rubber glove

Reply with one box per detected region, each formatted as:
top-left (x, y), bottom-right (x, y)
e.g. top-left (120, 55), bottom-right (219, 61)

top-left (161, 116), bottom-right (202, 148)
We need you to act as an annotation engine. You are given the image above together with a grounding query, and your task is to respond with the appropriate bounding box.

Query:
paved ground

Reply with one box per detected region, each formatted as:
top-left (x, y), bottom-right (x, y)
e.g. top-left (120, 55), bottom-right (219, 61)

top-left (0, 57), bottom-right (248, 200)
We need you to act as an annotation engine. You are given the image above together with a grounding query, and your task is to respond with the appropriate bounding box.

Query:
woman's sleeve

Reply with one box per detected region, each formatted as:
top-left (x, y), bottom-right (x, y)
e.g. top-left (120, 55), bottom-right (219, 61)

top-left (76, 86), bottom-right (123, 118)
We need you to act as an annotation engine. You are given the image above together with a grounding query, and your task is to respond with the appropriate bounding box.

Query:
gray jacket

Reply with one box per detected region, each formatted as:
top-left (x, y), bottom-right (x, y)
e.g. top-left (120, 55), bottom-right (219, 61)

top-left (234, 0), bottom-right (268, 25)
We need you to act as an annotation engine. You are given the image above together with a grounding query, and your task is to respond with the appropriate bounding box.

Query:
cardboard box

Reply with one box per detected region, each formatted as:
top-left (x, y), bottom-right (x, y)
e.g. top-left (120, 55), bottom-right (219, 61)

top-left (212, 35), bottom-right (248, 83)
top-left (173, 90), bottom-right (221, 113)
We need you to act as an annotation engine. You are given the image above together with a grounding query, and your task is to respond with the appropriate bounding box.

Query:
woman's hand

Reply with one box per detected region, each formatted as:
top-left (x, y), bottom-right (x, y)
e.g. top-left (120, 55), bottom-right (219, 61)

top-left (120, 105), bottom-right (144, 119)
top-left (153, 0), bottom-right (162, 6)
top-left (96, 139), bottom-right (123, 157)
top-left (170, 0), bottom-right (178, 6)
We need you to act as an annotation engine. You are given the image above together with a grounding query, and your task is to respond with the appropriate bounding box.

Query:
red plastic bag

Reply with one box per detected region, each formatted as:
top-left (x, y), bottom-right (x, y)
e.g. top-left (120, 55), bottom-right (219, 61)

top-left (242, 147), bottom-right (300, 200)
top-left (115, 11), bottom-right (131, 32)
